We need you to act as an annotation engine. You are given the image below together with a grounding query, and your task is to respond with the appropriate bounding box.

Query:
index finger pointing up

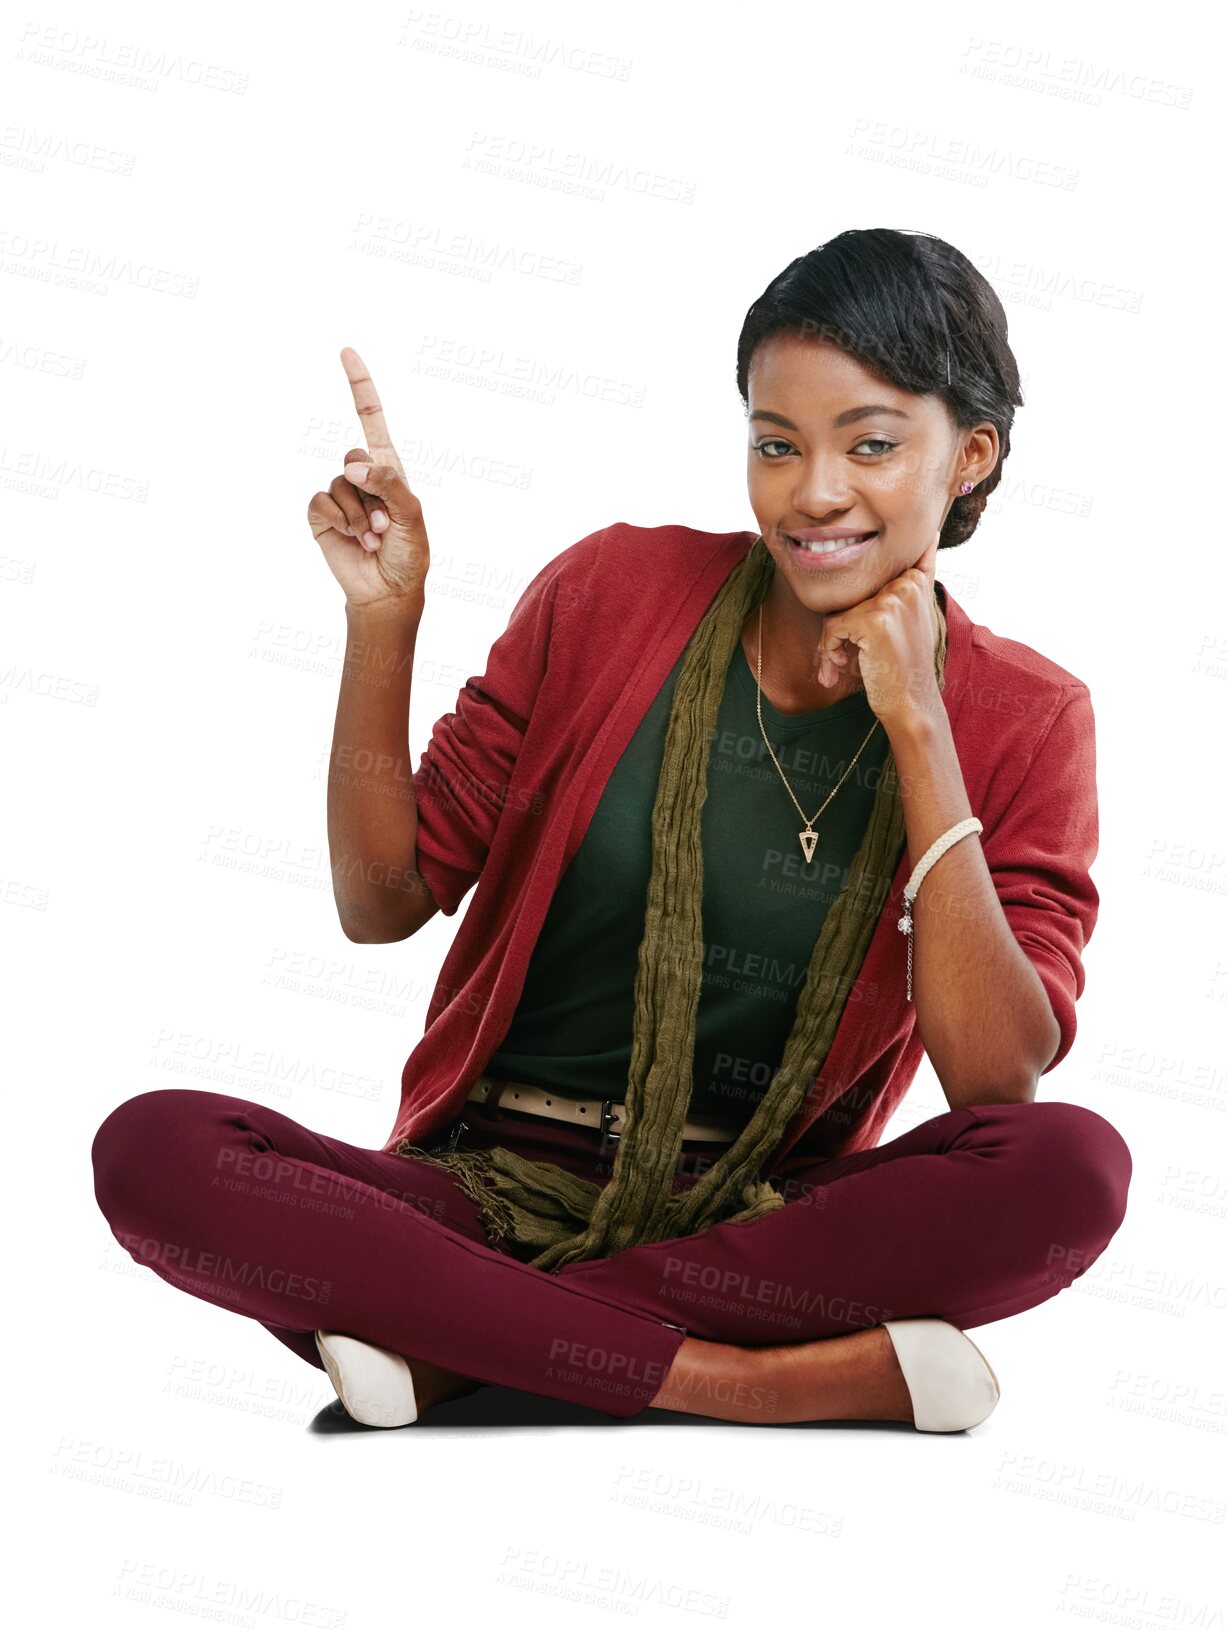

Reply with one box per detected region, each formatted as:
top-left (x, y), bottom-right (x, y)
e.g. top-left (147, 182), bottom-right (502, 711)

top-left (340, 347), bottom-right (404, 477)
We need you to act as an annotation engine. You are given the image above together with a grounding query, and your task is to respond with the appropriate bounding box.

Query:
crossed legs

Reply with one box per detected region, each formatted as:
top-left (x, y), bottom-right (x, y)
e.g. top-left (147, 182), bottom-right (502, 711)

top-left (91, 1089), bottom-right (1131, 1423)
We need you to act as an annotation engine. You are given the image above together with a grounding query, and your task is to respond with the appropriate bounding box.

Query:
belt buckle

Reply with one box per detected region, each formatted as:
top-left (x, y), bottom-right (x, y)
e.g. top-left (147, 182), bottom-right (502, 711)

top-left (599, 1098), bottom-right (623, 1145)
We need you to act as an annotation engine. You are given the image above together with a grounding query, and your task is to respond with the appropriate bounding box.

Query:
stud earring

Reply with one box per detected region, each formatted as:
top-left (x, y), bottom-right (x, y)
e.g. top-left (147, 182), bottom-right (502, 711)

top-left (959, 480), bottom-right (974, 495)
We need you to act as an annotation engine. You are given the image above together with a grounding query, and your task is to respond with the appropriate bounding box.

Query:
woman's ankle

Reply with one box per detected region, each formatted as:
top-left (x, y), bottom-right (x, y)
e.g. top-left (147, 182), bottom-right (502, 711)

top-left (647, 1327), bottom-right (914, 1425)
top-left (648, 1337), bottom-right (780, 1423)
top-left (404, 1355), bottom-right (484, 1415)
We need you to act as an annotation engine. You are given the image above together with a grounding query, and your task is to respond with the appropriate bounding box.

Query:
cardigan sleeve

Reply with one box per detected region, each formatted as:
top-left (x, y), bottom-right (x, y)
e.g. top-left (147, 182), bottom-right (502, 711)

top-left (410, 546), bottom-right (571, 917)
top-left (978, 683), bottom-right (1100, 1074)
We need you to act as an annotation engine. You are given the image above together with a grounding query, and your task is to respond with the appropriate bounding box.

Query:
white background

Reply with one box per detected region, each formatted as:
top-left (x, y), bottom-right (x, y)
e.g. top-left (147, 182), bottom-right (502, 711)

top-left (4, 0), bottom-right (1222, 1624)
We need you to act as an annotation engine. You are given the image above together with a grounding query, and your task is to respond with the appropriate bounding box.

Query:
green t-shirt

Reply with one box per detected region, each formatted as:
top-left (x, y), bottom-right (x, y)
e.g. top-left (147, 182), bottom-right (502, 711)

top-left (484, 639), bottom-right (893, 1126)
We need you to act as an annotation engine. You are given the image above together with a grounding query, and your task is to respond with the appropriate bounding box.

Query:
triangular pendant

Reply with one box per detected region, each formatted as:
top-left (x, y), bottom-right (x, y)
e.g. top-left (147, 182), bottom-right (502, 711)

top-left (799, 828), bottom-right (818, 864)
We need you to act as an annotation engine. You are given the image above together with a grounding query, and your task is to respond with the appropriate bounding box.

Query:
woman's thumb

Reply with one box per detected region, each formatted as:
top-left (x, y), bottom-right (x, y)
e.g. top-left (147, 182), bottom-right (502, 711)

top-left (347, 461), bottom-right (418, 519)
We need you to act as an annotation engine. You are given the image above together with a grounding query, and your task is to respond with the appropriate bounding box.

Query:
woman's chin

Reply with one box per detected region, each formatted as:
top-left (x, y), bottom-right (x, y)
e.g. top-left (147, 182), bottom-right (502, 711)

top-left (772, 544), bottom-right (876, 598)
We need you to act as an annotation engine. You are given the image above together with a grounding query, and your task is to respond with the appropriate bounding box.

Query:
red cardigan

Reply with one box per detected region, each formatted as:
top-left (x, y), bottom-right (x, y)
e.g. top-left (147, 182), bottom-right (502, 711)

top-left (383, 523), bottom-right (1099, 1176)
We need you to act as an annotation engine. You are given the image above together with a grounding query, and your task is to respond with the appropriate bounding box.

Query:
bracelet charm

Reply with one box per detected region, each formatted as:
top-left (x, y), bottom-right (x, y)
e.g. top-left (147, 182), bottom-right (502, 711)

top-left (898, 817), bottom-right (984, 1001)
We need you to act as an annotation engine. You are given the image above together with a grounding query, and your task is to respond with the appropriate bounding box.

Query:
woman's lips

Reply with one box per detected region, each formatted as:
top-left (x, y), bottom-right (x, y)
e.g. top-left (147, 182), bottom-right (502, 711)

top-left (785, 531), bottom-right (878, 570)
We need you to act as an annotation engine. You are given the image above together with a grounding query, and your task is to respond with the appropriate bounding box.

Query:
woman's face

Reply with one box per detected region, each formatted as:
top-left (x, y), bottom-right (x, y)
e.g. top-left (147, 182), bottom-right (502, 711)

top-left (745, 331), bottom-right (998, 612)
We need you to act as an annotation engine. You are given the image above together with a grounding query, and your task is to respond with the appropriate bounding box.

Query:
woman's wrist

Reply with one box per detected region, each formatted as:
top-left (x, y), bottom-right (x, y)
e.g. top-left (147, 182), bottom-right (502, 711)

top-left (345, 590), bottom-right (425, 628)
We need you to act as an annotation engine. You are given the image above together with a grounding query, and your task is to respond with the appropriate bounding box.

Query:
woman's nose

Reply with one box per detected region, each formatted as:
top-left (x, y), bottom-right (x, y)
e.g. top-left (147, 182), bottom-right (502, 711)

top-left (788, 458), bottom-right (854, 518)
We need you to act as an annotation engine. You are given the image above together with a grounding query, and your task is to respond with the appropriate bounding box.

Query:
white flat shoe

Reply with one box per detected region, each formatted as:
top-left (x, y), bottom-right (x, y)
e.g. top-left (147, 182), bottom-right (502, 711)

top-left (882, 1318), bottom-right (1000, 1432)
top-left (315, 1330), bottom-right (418, 1428)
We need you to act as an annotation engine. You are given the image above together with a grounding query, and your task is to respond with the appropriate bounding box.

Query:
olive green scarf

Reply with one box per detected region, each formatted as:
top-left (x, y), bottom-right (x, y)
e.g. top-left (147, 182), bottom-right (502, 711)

top-left (394, 535), bottom-right (947, 1274)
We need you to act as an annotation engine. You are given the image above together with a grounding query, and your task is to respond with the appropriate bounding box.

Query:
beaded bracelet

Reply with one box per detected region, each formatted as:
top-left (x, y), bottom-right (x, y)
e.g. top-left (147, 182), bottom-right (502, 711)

top-left (898, 817), bottom-right (984, 1001)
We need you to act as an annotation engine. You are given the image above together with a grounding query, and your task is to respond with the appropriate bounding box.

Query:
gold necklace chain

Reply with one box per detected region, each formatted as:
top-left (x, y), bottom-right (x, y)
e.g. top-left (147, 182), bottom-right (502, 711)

top-left (754, 600), bottom-right (880, 864)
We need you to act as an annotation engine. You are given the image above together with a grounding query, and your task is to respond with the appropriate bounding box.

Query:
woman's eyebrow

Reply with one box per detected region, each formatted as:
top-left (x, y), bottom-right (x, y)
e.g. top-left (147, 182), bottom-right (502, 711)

top-left (749, 405), bottom-right (913, 430)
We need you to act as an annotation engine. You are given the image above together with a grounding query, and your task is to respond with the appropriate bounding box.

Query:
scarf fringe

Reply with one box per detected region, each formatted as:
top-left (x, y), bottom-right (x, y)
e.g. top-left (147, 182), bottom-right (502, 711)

top-left (393, 1139), bottom-right (610, 1260)
top-left (392, 1142), bottom-right (517, 1249)
top-left (396, 1137), bottom-right (788, 1261)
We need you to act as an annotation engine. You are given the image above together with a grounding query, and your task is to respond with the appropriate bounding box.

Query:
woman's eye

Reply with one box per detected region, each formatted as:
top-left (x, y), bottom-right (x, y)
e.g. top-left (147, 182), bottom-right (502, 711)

top-left (753, 437), bottom-right (899, 459)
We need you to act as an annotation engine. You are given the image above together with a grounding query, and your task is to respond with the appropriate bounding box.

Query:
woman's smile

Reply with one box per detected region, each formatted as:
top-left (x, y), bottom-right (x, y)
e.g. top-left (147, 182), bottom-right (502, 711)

top-left (784, 529), bottom-right (879, 570)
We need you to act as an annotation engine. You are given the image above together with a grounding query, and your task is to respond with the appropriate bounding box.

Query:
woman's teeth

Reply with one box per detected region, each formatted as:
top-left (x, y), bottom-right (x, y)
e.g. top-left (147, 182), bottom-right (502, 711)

top-left (791, 533), bottom-right (876, 553)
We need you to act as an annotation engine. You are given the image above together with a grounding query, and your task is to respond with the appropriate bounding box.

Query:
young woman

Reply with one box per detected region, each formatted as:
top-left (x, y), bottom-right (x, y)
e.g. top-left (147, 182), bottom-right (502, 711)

top-left (92, 228), bottom-right (1131, 1433)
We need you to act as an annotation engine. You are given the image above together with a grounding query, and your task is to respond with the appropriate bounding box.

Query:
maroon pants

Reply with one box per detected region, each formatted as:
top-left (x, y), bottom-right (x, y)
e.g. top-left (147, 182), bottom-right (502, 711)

top-left (90, 1085), bottom-right (1131, 1420)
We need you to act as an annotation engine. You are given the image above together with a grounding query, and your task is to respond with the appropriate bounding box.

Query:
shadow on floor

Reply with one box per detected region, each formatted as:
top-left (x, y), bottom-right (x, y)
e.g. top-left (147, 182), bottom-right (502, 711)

top-left (308, 1386), bottom-right (917, 1434)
